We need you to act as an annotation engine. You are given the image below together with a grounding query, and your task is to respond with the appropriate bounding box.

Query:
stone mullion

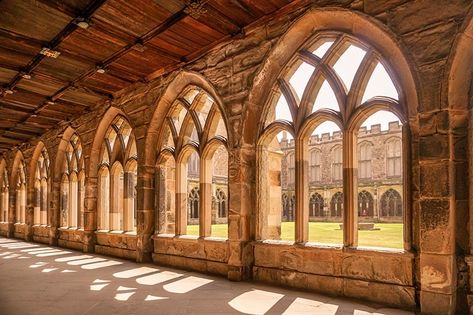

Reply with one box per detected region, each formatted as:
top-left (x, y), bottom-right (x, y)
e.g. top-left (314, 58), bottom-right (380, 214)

top-left (343, 130), bottom-right (357, 247)
top-left (48, 179), bottom-right (61, 245)
top-left (25, 179), bottom-right (34, 241)
top-left (136, 164), bottom-right (155, 263)
top-left (295, 137), bottom-right (308, 243)
top-left (200, 158), bottom-right (212, 237)
top-left (175, 161), bottom-right (187, 235)
top-left (402, 125), bottom-right (412, 251)
top-left (83, 176), bottom-right (97, 253)
top-left (7, 186), bottom-right (15, 237)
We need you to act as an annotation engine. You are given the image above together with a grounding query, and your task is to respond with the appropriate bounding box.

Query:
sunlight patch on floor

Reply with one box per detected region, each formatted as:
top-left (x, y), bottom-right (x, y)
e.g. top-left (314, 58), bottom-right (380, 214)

top-left (228, 289), bottom-right (284, 315)
top-left (67, 257), bottom-right (106, 265)
top-left (55, 255), bottom-right (92, 262)
top-left (113, 267), bottom-right (158, 279)
top-left (82, 260), bottom-right (122, 270)
top-left (136, 270), bottom-right (182, 285)
top-left (36, 251), bottom-right (71, 257)
top-left (282, 297), bottom-right (337, 315)
top-left (163, 276), bottom-right (213, 294)
top-left (145, 295), bottom-right (168, 301)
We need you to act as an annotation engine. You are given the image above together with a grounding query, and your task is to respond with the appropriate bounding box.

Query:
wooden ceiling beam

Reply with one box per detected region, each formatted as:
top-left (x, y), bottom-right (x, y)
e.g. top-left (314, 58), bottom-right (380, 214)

top-left (2, 0), bottom-right (107, 91)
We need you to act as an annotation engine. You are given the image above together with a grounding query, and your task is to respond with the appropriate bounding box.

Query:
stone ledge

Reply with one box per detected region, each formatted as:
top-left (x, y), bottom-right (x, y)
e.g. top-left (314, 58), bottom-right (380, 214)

top-left (254, 242), bottom-right (414, 286)
top-left (253, 266), bottom-right (416, 310)
top-left (153, 236), bottom-right (229, 263)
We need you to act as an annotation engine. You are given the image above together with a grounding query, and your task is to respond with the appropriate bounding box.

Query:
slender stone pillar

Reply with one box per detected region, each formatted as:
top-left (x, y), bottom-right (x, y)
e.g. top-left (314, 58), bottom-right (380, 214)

top-left (136, 164), bottom-right (155, 263)
top-left (83, 176), bottom-right (97, 253)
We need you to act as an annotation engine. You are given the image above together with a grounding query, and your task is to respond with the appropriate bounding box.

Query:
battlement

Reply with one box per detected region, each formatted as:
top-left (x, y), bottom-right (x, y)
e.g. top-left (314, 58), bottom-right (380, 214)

top-left (280, 121), bottom-right (402, 148)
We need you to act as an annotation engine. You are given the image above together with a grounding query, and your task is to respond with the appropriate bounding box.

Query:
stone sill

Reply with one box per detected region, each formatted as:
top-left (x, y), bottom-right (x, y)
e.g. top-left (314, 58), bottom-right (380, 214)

top-left (58, 227), bottom-right (84, 232)
top-left (255, 240), bottom-right (414, 257)
top-left (153, 234), bottom-right (228, 243)
top-left (33, 224), bottom-right (49, 228)
top-left (95, 230), bottom-right (137, 236)
top-left (14, 223), bottom-right (26, 226)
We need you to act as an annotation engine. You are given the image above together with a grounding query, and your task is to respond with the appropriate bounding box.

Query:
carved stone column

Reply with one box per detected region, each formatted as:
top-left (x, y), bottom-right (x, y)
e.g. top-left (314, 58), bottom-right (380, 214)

top-left (227, 146), bottom-right (254, 281)
top-left (83, 176), bottom-right (97, 253)
top-left (136, 164), bottom-right (155, 263)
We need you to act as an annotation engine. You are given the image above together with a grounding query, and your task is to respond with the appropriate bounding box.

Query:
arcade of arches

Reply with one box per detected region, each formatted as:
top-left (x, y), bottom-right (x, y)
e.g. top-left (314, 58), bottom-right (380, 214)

top-left (1, 2), bottom-right (473, 314)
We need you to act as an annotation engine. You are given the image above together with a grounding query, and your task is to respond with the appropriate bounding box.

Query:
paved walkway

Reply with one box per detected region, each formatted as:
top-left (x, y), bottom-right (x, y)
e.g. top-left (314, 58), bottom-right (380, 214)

top-left (0, 237), bottom-right (413, 315)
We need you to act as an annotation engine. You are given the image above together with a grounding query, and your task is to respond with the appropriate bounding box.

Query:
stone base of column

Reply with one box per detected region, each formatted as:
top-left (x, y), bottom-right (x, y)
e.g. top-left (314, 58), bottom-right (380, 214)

top-left (48, 227), bottom-right (58, 246)
top-left (25, 224), bottom-right (33, 241)
top-left (6, 222), bottom-right (14, 238)
top-left (420, 291), bottom-right (456, 314)
top-left (136, 233), bottom-right (153, 263)
top-left (227, 265), bottom-right (251, 281)
top-left (82, 230), bottom-right (95, 253)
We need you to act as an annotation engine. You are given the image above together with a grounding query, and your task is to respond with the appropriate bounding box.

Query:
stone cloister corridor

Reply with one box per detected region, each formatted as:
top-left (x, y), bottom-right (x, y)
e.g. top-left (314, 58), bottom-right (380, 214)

top-left (2, 1), bottom-right (473, 314)
top-left (0, 237), bottom-right (410, 315)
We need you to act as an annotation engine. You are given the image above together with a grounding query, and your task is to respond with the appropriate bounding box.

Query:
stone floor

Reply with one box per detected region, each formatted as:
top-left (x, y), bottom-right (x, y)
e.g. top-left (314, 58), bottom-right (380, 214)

top-left (0, 237), bottom-right (414, 315)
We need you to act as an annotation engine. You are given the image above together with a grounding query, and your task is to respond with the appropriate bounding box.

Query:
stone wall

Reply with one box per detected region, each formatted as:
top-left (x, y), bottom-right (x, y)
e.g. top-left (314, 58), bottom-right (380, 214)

top-left (0, 1), bottom-right (472, 313)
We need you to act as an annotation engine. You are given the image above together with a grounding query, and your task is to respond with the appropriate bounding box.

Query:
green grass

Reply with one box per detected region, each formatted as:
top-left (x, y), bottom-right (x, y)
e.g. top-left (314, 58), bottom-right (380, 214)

top-left (187, 222), bottom-right (403, 249)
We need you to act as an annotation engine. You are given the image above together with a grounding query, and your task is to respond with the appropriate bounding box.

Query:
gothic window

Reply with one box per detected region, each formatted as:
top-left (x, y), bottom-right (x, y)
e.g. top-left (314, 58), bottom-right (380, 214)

top-left (380, 189), bottom-right (402, 217)
top-left (332, 146), bottom-right (342, 182)
top-left (309, 193), bottom-right (324, 217)
top-left (287, 152), bottom-right (295, 185)
top-left (60, 134), bottom-right (85, 229)
top-left (358, 190), bottom-right (374, 217)
top-left (386, 138), bottom-right (402, 177)
top-left (15, 160), bottom-right (26, 224)
top-left (33, 147), bottom-right (49, 225)
top-left (189, 187), bottom-right (199, 219)
top-left (358, 142), bottom-right (372, 179)
top-left (0, 166), bottom-right (8, 223)
top-left (156, 87), bottom-right (228, 238)
top-left (98, 116), bottom-right (137, 232)
top-left (330, 192), bottom-right (343, 217)
top-left (310, 150), bottom-right (321, 182)
top-left (258, 31), bottom-right (405, 249)
top-left (216, 189), bottom-right (227, 218)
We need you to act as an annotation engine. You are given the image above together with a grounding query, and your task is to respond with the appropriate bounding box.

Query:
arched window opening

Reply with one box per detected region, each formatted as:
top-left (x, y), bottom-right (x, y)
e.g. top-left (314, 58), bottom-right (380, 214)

top-left (15, 161), bottom-right (26, 224)
top-left (259, 130), bottom-right (295, 241)
top-left (386, 138), bottom-right (402, 177)
top-left (380, 189), bottom-right (403, 217)
top-left (34, 147), bottom-right (49, 225)
top-left (157, 155), bottom-right (176, 235)
top-left (98, 167), bottom-right (110, 230)
top-left (110, 162), bottom-right (124, 231)
top-left (61, 134), bottom-right (84, 229)
top-left (210, 144), bottom-right (228, 238)
top-left (258, 32), bottom-right (407, 250)
top-left (330, 192), bottom-right (343, 217)
top-left (216, 189), bottom-right (227, 218)
top-left (185, 151), bottom-right (200, 236)
top-left (98, 117), bottom-right (137, 233)
top-left (331, 146), bottom-right (342, 182)
top-left (309, 193), bottom-right (324, 217)
top-left (358, 191), bottom-right (374, 217)
top-left (358, 142), bottom-right (372, 179)
top-left (0, 168), bottom-right (8, 223)
top-left (188, 187), bottom-right (200, 220)
top-left (357, 111), bottom-right (403, 249)
top-left (309, 149), bottom-right (321, 183)
top-left (156, 86), bottom-right (229, 239)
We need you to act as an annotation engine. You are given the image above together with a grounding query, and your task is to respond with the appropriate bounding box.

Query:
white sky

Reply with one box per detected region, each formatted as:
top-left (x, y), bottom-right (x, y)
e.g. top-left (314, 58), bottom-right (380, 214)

top-left (275, 42), bottom-right (400, 140)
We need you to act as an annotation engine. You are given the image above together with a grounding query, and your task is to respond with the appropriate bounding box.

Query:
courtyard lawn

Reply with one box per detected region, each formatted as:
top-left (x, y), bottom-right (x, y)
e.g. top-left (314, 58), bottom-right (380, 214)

top-left (187, 222), bottom-right (403, 249)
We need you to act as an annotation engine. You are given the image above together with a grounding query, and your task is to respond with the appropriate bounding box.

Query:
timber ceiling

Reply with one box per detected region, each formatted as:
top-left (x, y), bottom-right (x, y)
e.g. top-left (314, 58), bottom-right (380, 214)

top-left (0, 0), bottom-right (294, 154)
